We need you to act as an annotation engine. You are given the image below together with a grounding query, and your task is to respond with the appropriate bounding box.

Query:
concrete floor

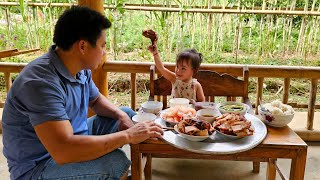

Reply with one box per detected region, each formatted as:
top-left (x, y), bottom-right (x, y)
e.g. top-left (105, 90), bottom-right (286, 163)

top-left (1, 112), bottom-right (320, 179)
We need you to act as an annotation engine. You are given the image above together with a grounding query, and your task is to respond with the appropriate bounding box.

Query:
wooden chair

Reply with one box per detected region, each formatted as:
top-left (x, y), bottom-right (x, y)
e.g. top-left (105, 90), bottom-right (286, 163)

top-left (149, 65), bottom-right (251, 109)
top-left (141, 65), bottom-right (259, 179)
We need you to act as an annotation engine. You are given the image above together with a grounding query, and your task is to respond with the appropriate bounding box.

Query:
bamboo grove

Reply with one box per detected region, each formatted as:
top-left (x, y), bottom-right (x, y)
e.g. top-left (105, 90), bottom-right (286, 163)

top-left (0, 0), bottom-right (320, 65)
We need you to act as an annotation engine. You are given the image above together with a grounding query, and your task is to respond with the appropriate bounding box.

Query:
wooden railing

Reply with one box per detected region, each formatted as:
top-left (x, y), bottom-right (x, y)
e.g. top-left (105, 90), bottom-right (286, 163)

top-left (0, 49), bottom-right (39, 107)
top-left (0, 60), bottom-right (319, 140)
top-left (103, 61), bottom-right (320, 141)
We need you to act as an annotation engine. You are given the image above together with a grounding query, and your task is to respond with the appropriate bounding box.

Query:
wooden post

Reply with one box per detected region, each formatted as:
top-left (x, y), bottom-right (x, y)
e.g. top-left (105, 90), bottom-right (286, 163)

top-left (283, 78), bottom-right (290, 104)
top-left (255, 77), bottom-right (264, 114)
top-left (4, 72), bottom-right (11, 92)
top-left (307, 79), bottom-right (317, 130)
top-left (78, 0), bottom-right (107, 117)
top-left (131, 73), bottom-right (136, 111)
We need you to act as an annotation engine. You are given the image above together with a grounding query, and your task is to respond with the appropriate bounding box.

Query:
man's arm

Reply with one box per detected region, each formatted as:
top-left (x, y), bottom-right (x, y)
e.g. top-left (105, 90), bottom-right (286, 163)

top-left (34, 120), bottom-right (162, 165)
top-left (89, 93), bottom-right (134, 130)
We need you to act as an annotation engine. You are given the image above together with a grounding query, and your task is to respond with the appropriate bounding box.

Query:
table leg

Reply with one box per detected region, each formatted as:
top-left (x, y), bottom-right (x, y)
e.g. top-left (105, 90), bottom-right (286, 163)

top-left (144, 154), bottom-right (152, 180)
top-left (252, 160), bottom-right (260, 173)
top-left (267, 158), bottom-right (277, 180)
top-left (290, 148), bottom-right (307, 180)
top-left (131, 145), bottom-right (142, 180)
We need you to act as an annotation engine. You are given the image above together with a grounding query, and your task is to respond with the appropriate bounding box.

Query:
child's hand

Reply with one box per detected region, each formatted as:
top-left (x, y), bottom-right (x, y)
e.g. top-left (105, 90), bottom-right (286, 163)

top-left (148, 44), bottom-right (158, 55)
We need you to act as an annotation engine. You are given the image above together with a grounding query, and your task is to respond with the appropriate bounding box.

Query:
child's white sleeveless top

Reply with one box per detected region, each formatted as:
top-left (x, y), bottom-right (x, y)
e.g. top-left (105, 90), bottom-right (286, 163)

top-left (171, 78), bottom-right (197, 101)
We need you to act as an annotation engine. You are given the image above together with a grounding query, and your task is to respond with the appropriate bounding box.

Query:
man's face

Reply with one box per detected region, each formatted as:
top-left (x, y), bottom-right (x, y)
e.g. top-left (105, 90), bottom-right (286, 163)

top-left (82, 31), bottom-right (106, 70)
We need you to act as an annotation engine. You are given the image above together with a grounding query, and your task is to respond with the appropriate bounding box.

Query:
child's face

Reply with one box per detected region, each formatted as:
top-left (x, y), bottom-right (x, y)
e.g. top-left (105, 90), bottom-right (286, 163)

top-left (175, 60), bottom-right (194, 82)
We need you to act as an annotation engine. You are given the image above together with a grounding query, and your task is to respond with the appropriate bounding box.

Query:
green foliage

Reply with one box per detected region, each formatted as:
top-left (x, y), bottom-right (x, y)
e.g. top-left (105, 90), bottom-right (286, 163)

top-left (0, 0), bottom-right (320, 67)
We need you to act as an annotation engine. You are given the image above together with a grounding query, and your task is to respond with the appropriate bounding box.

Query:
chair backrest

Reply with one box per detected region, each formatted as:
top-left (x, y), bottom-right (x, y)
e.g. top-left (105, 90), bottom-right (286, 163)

top-left (149, 65), bottom-right (249, 109)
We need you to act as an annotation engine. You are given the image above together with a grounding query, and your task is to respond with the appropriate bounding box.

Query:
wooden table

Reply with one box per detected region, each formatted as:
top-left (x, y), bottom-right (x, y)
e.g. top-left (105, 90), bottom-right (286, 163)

top-left (130, 126), bottom-right (308, 180)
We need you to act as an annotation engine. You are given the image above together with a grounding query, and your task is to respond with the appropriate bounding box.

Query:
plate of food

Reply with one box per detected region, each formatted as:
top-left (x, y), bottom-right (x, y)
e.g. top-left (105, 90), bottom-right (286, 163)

top-left (157, 113), bottom-right (267, 154)
top-left (212, 113), bottom-right (254, 140)
top-left (160, 106), bottom-right (196, 125)
top-left (173, 118), bottom-right (214, 142)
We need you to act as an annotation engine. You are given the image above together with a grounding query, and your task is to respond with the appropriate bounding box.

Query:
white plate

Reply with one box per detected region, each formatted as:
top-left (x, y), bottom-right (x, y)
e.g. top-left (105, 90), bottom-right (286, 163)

top-left (156, 113), bottom-right (267, 154)
top-left (173, 125), bottom-right (209, 142)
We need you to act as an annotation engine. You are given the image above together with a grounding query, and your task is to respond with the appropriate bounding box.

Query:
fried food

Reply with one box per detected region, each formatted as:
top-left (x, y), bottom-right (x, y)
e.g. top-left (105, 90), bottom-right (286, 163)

top-left (142, 29), bottom-right (158, 45)
top-left (213, 113), bottom-right (254, 137)
top-left (177, 117), bottom-right (214, 136)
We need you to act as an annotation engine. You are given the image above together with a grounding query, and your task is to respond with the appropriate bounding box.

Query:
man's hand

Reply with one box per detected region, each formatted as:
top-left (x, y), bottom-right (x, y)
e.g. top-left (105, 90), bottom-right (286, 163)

top-left (125, 121), bottom-right (163, 144)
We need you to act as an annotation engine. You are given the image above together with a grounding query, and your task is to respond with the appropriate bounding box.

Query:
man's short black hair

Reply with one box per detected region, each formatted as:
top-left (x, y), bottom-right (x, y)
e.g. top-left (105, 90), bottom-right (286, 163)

top-left (53, 6), bottom-right (111, 50)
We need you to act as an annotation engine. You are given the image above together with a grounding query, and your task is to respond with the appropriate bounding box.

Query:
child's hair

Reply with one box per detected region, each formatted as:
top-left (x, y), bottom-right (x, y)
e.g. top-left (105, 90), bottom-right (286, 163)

top-left (176, 49), bottom-right (203, 74)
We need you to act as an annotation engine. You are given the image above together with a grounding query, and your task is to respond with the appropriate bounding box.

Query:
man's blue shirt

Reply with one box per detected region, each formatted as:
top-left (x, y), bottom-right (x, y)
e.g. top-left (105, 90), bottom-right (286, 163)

top-left (2, 45), bottom-right (99, 179)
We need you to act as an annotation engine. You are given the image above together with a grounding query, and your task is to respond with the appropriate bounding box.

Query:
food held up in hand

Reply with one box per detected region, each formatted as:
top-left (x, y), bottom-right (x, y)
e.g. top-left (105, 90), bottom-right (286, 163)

top-left (142, 29), bottom-right (158, 45)
top-left (212, 113), bottom-right (254, 137)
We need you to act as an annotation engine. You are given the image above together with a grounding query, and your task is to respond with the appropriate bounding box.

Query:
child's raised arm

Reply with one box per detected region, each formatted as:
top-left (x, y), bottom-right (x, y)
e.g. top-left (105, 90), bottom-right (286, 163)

top-left (143, 30), bottom-right (176, 83)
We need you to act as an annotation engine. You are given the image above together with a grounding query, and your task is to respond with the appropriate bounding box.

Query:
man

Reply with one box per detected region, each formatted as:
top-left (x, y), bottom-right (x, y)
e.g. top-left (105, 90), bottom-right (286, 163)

top-left (2, 6), bottom-right (163, 180)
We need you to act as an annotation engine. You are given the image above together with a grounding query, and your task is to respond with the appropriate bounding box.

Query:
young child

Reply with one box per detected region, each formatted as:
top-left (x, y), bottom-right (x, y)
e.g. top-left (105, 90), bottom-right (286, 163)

top-left (143, 30), bottom-right (205, 102)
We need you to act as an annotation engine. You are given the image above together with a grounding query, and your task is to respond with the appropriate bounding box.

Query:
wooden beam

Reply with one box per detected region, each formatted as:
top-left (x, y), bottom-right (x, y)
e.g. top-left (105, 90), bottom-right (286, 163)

top-left (1, 2), bottom-right (320, 16)
top-left (0, 48), bottom-right (39, 59)
top-left (294, 128), bottom-right (320, 141)
top-left (0, 49), bottom-right (18, 58)
top-left (103, 61), bottom-right (320, 79)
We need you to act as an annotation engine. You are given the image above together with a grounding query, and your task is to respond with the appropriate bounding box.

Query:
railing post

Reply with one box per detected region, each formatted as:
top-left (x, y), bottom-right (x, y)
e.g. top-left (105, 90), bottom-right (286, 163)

top-left (4, 72), bottom-right (11, 92)
top-left (255, 77), bottom-right (264, 114)
top-left (78, 0), bottom-right (107, 117)
top-left (283, 78), bottom-right (290, 104)
top-left (131, 73), bottom-right (136, 111)
top-left (307, 79), bottom-right (317, 130)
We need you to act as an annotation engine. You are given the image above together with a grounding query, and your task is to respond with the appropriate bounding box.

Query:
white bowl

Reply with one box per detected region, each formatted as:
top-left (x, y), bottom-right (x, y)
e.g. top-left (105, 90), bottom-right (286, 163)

top-left (196, 108), bottom-right (222, 123)
top-left (258, 105), bottom-right (294, 127)
top-left (194, 101), bottom-right (216, 110)
top-left (169, 98), bottom-right (190, 107)
top-left (174, 125), bottom-right (209, 142)
top-left (141, 101), bottom-right (163, 114)
top-left (132, 113), bottom-right (157, 124)
top-left (218, 101), bottom-right (248, 115)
